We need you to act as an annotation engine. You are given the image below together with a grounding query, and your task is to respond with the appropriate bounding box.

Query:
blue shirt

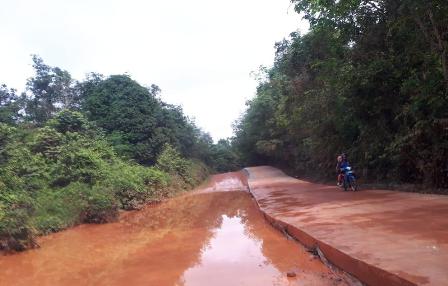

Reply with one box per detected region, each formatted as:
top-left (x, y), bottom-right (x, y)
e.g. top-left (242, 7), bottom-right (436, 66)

top-left (340, 161), bottom-right (350, 170)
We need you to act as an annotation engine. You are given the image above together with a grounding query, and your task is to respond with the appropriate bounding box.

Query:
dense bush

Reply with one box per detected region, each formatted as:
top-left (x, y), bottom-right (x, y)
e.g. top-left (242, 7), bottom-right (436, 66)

top-left (32, 184), bottom-right (87, 234)
top-left (107, 162), bottom-right (170, 210)
top-left (0, 111), bottom-right (210, 252)
top-left (156, 144), bottom-right (211, 187)
top-left (0, 169), bottom-right (35, 251)
top-left (209, 139), bottom-right (241, 173)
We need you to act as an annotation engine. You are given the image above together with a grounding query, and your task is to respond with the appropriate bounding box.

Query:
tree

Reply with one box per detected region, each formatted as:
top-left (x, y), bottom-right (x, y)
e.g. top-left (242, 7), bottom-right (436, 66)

top-left (210, 139), bottom-right (241, 172)
top-left (234, 0), bottom-right (448, 187)
top-left (80, 74), bottom-right (205, 164)
top-left (0, 84), bottom-right (22, 124)
top-left (25, 55), bottom-right (79, 124)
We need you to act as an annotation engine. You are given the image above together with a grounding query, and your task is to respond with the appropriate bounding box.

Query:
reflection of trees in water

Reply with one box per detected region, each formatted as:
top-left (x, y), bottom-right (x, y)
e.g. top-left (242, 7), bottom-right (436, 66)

top-left (112, 191), bottom-right (343, 285)
top-left (107, 191), bottom-right (254, 285)
top-left (0, 185), bottom-right (339, 286)
top-left (0, 189), bottom-right (340, 286)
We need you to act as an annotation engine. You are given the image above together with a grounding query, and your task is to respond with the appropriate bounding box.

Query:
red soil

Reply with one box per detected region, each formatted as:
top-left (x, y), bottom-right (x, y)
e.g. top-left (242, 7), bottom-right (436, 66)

top-left (0, 171), bottom-right (347, 286)
top-left (246, 166), bottom-right (448, 286)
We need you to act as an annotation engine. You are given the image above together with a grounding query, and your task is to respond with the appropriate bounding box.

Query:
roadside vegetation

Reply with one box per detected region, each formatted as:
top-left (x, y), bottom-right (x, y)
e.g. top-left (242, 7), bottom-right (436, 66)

top-left (234, 1), bottom-right (448, 189)
top-left (0, 58), bottom-right (239, 251)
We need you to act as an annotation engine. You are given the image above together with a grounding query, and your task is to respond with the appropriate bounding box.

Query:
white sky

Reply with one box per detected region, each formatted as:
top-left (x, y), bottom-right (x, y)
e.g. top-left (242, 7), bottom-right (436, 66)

top-left (0, 0), bottom-right (308, 140)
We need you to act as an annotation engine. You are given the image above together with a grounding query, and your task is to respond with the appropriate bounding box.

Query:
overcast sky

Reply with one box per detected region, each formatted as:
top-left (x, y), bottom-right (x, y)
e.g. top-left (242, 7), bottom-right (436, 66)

top-left (0, 0), bottom-right (308, 140)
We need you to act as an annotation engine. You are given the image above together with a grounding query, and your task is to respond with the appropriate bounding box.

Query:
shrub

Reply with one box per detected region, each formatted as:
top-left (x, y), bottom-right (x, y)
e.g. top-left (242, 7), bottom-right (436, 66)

top-left (33, 182), bottom-right (119, 233)
top-left (32, 185), bottom-right (86, 234)
top-left (108, 163), bottom-right (170, 209)
top-left (31, 127), bottom-right (64, 160)
top-left (52, 140), bottom-right (109, 186)
top-left (156, 144), bottom-right (211, 188)
top-left (0, 112), bottom-right (211, 252)
top-left (81, 184), bottom-right (118, 223)
top-left (0, 171), bottom-right (35, 251)
top-left (156, 144), bottom-right (189, 176)
top-left (185, 159), bottom-right (210, 186)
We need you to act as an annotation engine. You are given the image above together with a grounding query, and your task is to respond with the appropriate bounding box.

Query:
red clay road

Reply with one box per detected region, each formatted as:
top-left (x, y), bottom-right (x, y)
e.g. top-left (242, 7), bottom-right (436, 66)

top-left (245, 166), bottom-right (448, 286)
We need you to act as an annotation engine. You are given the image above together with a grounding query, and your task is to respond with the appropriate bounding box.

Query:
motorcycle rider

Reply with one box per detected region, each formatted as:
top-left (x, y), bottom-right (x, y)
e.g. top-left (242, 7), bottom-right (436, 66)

top-left (336, 153), bottom-right (350, 186)
top-left (336, 155), bottom-right (343, 186)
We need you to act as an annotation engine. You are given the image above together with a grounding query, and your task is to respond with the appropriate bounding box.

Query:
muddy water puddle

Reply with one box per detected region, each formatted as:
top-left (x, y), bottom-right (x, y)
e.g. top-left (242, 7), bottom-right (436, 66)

top-left (0, 172), bottom-right (347, 286)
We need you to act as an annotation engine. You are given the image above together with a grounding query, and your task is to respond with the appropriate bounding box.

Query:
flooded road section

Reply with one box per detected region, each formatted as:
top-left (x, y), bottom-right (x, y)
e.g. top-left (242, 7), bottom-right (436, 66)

top-left (0, 171), bottom-right (347, 286)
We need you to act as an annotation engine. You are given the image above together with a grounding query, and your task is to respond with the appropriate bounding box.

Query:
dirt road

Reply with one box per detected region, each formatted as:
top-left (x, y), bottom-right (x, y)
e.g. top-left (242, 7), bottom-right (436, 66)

top-left (0, 171), bottom-right (347, 286)
top-left (246, 166), bottom-right (448, 286)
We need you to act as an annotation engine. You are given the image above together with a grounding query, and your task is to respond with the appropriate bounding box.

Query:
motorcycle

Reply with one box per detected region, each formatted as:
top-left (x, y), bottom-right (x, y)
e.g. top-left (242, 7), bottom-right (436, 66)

top-left (341, 166), bottom-right (358, 192)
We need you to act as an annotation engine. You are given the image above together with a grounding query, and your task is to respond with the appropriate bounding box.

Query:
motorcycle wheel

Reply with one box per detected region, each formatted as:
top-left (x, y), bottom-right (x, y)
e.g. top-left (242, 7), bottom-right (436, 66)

top-left (350, 177), bottom-right (358, 191)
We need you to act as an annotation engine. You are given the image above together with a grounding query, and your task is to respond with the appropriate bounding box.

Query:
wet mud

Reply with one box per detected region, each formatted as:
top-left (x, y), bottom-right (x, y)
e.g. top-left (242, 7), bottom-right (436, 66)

top-left (0, 171), bottom-right (347, 286)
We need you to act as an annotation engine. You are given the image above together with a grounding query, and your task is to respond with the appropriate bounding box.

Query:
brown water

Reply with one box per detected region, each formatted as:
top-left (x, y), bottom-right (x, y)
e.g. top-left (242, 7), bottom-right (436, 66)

top-left (0, 172), bottom-right (347, 286)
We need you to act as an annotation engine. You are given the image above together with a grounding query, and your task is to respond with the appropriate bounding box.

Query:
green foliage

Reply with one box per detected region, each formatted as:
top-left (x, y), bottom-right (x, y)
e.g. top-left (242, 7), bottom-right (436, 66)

top-left (47, 110), bottom-right (90, 133)
top-left (156, 144), bottom-right (190, 177)
top-left (82, 184), bottom-right (118, 223)
top-left (32, 185), bottom-right (86, 234)
top-left (156, 144), bottom-right (211, 187)
top-left (0, 169), bottom-right (35, 251)
top-left (80, 75), bottom-right (202, 164)
top-left (79, 74), bottom-right (218, 165)
top-left (107, 163), bottom-right (169, 210)
top-left (0, 84), bottom-right (22, 124)
top-left (25, 55), bottom-right (79, 124)
top-left (0, 107), bottom-right (212, 251)
top-left (234, 0), bottom-right (448, 187)
top-left (0, 123), bottom-right (17, 164)
top-left (51, 136), bottom-right (114, 186)
top-left (31, 127), bottom-right (64, 160)
top-left (210, 139), bottom-right (241, 172)
top-left (32, 182), bottom-right (119, 234)
top-left (0, 56), bottom-right (242, 252)
top-left (186, 159), bottom-right (210, 186)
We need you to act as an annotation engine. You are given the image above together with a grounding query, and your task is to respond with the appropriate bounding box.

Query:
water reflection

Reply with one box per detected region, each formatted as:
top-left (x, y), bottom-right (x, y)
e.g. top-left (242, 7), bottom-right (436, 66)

top-left (0, 172), bottom-right (346, 286)
top-left (179, 215), bottom-right (287, 286)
